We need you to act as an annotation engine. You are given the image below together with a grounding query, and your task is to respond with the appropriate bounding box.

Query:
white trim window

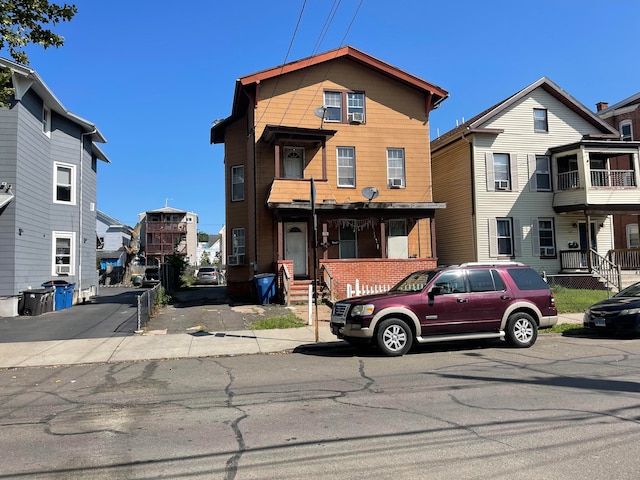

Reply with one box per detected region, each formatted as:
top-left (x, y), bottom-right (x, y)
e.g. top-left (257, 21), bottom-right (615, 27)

top-left (620, 120), bottom-right (633, 141)
top-left (347, 92), bottom-right (365, 122)
top-left (52, 231), bottom-right (75, 276)
top-left (534, 108), bottom-right (548, 132)
top-left (387, 148), bottom-right (405, 188)
top-left (493, 153), bottom-right (511, 190)
top-left (324, 91), bottom-right (342, 122)
top-left (626, 224), bottom-right (639, 248)
top-left (231, 165), bottom-right (244, 201)
top-left (42, 106), bottom-right (51, 137)
top-left (54, 162), bottom-right (76, 205)
top-left (535, 155), bottom-right (551, 191)
top-left (231, 228), bottom-right (246, 264)
top-left (337, 147), bottom-right (356, 187)
top-left (339, 223), bottom-right (357, 259)
top-left (537, 218), bottom-right (556, 257)
top-left (489, 217), bottom-right (520, 258)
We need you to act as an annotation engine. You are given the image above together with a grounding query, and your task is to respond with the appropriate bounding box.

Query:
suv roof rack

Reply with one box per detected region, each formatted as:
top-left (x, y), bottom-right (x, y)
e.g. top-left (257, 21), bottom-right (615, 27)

top-left (458, 262), bottom-right (525, 267)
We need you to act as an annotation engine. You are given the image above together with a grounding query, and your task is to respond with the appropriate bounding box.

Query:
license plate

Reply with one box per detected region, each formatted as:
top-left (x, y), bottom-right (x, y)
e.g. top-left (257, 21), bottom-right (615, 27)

top-left (595, 318), bottom-right (606, 327)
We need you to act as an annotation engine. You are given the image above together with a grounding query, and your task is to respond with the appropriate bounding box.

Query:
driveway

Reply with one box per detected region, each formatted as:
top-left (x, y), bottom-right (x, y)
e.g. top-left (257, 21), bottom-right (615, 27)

top-left (0, 285), bottom-right (306, 343)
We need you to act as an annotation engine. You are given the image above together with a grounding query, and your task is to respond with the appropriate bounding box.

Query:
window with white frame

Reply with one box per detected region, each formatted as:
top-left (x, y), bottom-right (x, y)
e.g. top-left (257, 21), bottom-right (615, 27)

top-left (534, 108), bottom-right (548, 132)
top-left (231, 165), bottom-right (244, 201)
top-left (347, 92), bottom-right (365, 122)
top-left (493, 153), bottom-right (511, 190)
top-left (626, 224), bottom-right (639, 248)
top-left (52, 231), bottom-right (75, 276)
top-left (337, 147), bottom-right (356, 187)
top-left (495, 218), bottom-right (513, 256)
top-left (231, 228), bottom-right (245, 264)
top-left (535, 155), bottom-right (551, 191)
top-left (339, 223), bottom-right (357, 259)
top-left (324, 91), bottom-right (342, 122)
top-left (537, 218), bottom-right (556, 257)
top-left (620, 121), bottom-right (633, 141)
top-left (54, 162), bottom-right (76, 204)
top-left (42, 106), bottom-right (51, 136)
top-left (387, 148), bottom-right (405, 188)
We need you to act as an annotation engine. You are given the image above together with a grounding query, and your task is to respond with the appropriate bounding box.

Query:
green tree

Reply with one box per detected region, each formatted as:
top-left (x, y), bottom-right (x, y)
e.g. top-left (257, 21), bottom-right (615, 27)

top-left (197, 231), bottom-right (210, 243)
top-left (200, 251), bottom-right (211, 266)
top-left (0, 1), bottom-right (77, 65)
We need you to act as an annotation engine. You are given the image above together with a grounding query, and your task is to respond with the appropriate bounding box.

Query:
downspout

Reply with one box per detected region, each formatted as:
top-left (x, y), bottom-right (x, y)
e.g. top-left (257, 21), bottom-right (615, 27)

top-left (460, 128), bottom-right (478, 261)
top-left (79, 128), bottom-right (97, 296)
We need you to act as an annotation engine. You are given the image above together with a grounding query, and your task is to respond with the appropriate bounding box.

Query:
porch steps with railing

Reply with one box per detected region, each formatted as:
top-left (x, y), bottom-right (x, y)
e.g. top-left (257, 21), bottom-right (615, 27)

top-left (288, 280), bottom-right (315, 304)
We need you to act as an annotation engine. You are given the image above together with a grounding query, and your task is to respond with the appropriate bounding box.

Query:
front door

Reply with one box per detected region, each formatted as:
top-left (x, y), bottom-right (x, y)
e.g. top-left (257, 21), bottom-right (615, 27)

top-left (579, 222), bottom-right (597, 267)
top-left (283, 147), bottom-right (304, 179)
top-left (285, 222), bottom-right (308, 276)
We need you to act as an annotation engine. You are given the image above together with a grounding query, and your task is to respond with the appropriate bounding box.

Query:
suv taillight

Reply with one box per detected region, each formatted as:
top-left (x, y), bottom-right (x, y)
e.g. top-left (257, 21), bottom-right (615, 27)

top-left (550, 292), bottom-right (556, 308)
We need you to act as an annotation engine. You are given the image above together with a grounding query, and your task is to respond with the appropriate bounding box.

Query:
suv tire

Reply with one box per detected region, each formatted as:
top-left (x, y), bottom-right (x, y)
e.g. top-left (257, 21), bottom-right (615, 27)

top-left (506, 312), bottom-right (538, 348)
top-left (376, 318), bottom-right (413, 356)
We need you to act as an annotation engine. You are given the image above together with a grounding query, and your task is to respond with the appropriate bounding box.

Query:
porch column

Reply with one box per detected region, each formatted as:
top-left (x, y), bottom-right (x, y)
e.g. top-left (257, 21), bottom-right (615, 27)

top-left (274, 144), bottom-right (281, 178)
top-left (380, 220), bottom-right (386, 258)
top-left (322, 221), bottom-right (328, 259)
top-left (430, 217), bottom-right (437, 260)
top-left (586, 213), bottom-right (593, 271)
top-left (277, 219), bottom-right (284, 260)
top-left (321, 139), bottom-right (327, 180)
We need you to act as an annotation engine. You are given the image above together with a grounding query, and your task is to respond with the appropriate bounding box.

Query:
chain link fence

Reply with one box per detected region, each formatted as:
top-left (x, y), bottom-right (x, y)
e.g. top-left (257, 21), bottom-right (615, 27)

top-left (136, 283), bottom-right (163, 332)
top-left (543, 274), bottom-right (607, 291)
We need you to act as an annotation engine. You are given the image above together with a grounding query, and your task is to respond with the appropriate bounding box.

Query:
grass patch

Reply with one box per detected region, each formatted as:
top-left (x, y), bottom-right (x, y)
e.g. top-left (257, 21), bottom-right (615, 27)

top-left (551, 286), bottom-right (609, 314)
top-left (540, 323), bottom-right (588, 336)
top-left (251, 313), bottom-right (306, 330)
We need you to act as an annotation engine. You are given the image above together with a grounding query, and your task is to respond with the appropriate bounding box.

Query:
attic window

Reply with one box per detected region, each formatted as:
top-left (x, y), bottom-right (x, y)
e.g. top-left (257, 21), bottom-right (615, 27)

top-left (534, 108), bottom-right (548, 132)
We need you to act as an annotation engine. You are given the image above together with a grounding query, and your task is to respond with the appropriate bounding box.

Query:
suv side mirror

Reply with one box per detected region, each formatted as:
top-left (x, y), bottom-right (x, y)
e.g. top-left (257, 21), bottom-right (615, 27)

top-left (429, 285), bottom-right (443, 298)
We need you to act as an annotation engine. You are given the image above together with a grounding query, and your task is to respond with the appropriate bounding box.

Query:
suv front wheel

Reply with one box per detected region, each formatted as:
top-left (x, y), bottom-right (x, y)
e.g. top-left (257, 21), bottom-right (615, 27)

top-left (376, 318), bottom-right (413, 356)
top-left (505, 312), bottom-right (538, 348)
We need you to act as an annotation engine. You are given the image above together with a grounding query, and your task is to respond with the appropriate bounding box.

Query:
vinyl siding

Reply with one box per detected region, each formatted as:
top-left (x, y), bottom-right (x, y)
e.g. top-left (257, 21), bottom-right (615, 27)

top-left (431, 138), bottom-right (475, 265)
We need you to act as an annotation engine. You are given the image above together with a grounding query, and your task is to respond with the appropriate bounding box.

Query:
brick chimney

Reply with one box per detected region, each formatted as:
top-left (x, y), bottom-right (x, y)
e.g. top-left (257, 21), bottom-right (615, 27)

top-left (596, 101), bottom-right (609, 112)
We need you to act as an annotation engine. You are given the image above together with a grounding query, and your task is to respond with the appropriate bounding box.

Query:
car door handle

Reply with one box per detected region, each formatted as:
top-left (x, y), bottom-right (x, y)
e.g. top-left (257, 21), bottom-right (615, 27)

top-left (500, 295), bottom-right (512, 300)
top-left (457, 298), bottom-right (468, 303)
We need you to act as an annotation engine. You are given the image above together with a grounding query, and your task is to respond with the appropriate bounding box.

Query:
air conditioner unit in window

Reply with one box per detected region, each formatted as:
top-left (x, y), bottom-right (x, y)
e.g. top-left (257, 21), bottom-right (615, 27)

top-left (496, 180), bottom-right (510, 190)
top-left (347, 112), bottom-right (364, 123)
top-left (56, 265), bottom-right (71, 275)
top-left (389, 178), bottom-right (403, 188)
top-left (227, 255), bottom-right (239, 266)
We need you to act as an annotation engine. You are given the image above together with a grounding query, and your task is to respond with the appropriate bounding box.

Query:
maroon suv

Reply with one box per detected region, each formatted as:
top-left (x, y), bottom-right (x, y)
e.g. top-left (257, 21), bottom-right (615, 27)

top-left (330, 262), bottom-right (557, 356)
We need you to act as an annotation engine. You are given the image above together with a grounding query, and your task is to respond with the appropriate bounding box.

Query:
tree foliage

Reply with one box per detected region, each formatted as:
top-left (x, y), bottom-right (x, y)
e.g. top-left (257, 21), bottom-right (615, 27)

top-left (1, 0), bottom-right (77, 65)
top-left (197, 231), bottom-right (210, 243)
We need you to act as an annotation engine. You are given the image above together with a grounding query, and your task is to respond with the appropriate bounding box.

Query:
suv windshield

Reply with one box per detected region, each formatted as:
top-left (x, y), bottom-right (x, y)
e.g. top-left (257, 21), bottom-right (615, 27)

top-left (389, 270), bottom-right (439, 292)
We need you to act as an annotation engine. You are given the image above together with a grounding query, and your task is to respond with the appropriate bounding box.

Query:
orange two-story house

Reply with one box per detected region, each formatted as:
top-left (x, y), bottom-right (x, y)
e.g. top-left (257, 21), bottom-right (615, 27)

top-left (210, 46), bottom-right (448, 302)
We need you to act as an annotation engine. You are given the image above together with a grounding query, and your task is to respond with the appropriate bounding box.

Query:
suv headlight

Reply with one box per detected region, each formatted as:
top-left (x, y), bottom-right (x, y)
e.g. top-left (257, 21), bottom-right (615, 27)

top-left (350, 304), bottom-right (375, 316)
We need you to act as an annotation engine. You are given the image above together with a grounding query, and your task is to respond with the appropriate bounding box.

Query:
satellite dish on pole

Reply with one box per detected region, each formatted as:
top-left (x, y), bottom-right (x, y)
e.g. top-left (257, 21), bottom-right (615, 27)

top-left (361, 186), bottom-right (379, 202)
top-left (314, 106), bottom-right (327, 128)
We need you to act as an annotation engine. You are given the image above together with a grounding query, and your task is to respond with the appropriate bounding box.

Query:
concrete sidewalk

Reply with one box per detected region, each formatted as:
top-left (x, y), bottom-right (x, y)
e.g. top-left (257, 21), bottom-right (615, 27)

top-left (0, 310), bottom-right (584, 369)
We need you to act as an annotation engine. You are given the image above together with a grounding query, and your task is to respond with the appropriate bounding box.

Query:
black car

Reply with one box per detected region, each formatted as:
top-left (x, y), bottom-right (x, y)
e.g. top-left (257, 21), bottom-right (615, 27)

top-left (584, 282), bottom-right (640, 335)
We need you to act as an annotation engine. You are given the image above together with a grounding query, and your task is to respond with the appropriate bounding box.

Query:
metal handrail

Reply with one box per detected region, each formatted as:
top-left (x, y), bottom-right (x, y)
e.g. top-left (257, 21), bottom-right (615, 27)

top-left (590, 248), bottom-right (621, 293)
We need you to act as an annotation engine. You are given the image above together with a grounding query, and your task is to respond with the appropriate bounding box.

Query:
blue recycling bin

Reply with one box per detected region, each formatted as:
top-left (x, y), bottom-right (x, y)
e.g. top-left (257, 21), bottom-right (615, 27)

top-left (42, 281), bottom-right (73, 310)
top-left (254, 273), bottom-right (276, 305)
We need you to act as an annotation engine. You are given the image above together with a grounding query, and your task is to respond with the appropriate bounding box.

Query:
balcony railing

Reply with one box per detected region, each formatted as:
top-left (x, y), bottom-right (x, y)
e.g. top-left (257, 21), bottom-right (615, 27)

top-left (608, 248), bottom-right (640, 270)
top-left (146, 221), bottom-right (187, 233)
top-left (590, 169), bottom-right (636, 187)
top-left (557, 171), bottom-right (580, 190)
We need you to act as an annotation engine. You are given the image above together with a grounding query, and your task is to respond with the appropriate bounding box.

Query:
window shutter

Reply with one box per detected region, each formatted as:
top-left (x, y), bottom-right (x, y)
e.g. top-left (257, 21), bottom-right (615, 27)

top-left (527, 154), bottom-right (537, 191)
top-left (514, 218), bottom-right (522, 256)
top-left (488, 218), bottom-right (497, 257)
top-left (510, 153), bottom-right (519, 191)
top-left (531, 218), bottom-right (539, 255)
top-left (485, 153), bottom-right (495, 191)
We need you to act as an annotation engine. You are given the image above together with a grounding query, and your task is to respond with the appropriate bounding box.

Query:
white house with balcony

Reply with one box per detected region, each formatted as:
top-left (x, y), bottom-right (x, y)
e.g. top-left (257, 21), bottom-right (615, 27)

top-left (431, 77), bottom-right (640, 289)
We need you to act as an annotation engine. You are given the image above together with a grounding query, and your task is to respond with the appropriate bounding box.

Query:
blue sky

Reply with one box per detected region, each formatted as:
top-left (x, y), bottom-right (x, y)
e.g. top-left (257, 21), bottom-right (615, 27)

top-left (6, 0), bottom-right (640, 234)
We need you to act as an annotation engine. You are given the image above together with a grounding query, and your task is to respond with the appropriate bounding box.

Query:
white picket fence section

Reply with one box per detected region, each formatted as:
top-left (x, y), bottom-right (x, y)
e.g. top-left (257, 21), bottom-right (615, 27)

top-left (346, 279), bottom-right (391, 298)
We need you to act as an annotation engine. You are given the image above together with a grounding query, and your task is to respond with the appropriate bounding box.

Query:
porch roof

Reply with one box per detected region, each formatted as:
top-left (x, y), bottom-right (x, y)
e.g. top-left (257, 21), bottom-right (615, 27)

top-left (260, 125), bottom-right (337, 145)
top-left (266, 179), bottom-right (446, 212)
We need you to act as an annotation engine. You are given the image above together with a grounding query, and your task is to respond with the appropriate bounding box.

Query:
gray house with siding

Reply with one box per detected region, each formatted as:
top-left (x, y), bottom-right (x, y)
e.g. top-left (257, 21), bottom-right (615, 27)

top-left (0, 58), bottom-right (110, 316)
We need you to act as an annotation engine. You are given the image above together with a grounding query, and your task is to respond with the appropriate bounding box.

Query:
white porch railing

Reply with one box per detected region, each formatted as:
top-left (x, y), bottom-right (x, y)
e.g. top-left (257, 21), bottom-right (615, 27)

top-left (346, 279), bottom-right (391, 298)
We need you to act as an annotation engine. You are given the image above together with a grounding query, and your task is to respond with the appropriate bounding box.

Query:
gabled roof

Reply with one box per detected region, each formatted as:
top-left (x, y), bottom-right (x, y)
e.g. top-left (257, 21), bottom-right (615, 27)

top-left (142, 206), bottom-right (198, 217)
top-left (596, 91), bottom-right (640, 117)
top-left (0, 57), bottom-right (108, 147)
top-left (211, 46), bottom-right (448, 144)
top-left (431, 77), bottom-right (620, 152)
